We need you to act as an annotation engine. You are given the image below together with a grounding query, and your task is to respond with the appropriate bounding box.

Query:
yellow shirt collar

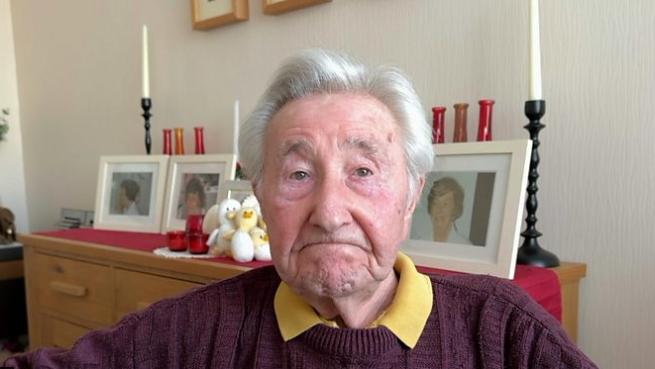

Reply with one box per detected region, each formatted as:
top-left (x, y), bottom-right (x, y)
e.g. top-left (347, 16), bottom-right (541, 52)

top-left (273, 252), bottom-right (433, 348)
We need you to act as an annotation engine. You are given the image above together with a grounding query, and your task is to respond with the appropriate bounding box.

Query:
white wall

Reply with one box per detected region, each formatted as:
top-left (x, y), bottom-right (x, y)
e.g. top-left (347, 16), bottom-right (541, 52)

top-left (9, 0), bottom-right (655, 367)
top-left (0, 0), bottom-right (28, 234)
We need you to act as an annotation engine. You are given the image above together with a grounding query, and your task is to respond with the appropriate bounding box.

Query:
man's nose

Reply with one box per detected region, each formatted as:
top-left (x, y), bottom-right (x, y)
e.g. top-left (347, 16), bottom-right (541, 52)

top-left (308, 175), bottom-right (353, 233)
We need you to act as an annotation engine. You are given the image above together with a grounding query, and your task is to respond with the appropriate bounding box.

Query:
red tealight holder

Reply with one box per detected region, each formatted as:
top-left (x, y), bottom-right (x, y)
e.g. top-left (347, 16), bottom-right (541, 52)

top-left (167, 231), bottom-right (187, 251)
top-left (186, 214), bottom-right (204, 234)
top-left (188, 233), bottom-right (209, 254)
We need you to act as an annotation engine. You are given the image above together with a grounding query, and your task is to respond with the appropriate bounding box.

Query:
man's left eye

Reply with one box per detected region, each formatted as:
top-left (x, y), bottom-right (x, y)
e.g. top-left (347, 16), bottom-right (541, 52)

top-left (354, 168), bottom-right (372, 177)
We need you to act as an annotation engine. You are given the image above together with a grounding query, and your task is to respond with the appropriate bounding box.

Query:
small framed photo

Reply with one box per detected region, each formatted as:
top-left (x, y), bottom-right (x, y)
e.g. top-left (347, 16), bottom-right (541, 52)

top-left (262, 0), bottom-right (331, 15)
top-left (220, 180), bottom-right (254, 204)
top-left (191, 0), bottom-right (249, 30)
top-left (94, 156), bottom-right (170, 233)
top-left (402, 140), bottom-right (532, 279)
top-left (162, 154), bottom-right (237, 231)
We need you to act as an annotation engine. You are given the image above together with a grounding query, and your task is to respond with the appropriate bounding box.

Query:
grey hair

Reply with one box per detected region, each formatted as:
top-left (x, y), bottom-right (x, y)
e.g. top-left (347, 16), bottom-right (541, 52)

top-left (239, 48), bottom-right (434, 204)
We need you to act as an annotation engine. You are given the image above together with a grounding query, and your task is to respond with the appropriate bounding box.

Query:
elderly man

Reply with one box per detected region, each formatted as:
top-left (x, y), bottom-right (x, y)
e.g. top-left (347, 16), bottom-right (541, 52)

top-left (5, 49), bottom-right (596, 368)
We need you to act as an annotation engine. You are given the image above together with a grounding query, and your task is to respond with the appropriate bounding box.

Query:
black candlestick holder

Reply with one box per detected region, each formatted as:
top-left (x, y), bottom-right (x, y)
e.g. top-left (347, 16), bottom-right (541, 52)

top-left (141, 98), bottom-right (152, 155)
top-left (517, 100), bottom-right (560, 268)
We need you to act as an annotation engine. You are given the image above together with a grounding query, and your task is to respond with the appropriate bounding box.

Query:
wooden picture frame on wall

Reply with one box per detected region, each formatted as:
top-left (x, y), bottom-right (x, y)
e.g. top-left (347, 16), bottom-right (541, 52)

top-left (262, 0), bottom-right (331, 15)
top-left (191, 0), bottom-right (249, 30)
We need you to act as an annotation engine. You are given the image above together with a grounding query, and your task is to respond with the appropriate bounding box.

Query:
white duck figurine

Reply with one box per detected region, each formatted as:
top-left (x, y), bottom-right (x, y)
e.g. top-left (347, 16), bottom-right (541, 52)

top-left (224, 206), bottom-right (258, 262)
top-left (250, 226), bottom-right (271, 261)
top-left (242, 194), bottom-right (267, 232)
top-left (207, 198), bottom-right (241, 256)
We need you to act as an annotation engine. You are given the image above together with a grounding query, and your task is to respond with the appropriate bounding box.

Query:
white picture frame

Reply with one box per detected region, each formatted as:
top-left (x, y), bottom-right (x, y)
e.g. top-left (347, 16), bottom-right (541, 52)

top-left (162, 154), bottom-right (237, 232)
top-left (219, 180), bottom-right (254, 204)
top-left (93, 155), bottom-right (170, 233)
top-left (402, 140), bottom-right (532, 279)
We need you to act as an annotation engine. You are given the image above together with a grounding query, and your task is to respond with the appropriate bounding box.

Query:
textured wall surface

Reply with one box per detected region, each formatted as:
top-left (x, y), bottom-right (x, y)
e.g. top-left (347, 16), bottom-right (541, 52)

top-left (0, 0), bottom-right (28, 233)
top-left (9, 0), bottom-right (655, 367)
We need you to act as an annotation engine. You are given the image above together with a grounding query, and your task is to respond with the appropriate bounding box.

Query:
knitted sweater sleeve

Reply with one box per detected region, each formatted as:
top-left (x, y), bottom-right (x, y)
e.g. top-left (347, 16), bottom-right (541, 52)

top-left (3, 313), bottom-right (140, 369)
top-left (477, 279), bottom-right (598, 369)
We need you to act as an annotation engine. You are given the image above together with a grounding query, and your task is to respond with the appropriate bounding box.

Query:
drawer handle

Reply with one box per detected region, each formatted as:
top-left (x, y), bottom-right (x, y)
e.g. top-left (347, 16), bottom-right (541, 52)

top-left (136, 302), bottom-right (151, 311)
top-left (49, 281), bottom-right (87, 297)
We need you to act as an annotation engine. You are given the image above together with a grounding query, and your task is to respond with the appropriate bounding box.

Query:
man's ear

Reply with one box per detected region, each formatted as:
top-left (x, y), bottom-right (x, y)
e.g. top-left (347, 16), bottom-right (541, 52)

top-left (252, 179), bottom-right (266, 220)
top-left (404, 175), bottom-right (426, 223)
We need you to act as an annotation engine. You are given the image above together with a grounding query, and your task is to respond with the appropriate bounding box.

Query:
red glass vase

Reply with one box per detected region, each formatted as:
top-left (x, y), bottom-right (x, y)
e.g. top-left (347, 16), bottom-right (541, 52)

top-left (477, 99), bottom-right (495, 142)
top-left (431, 107), bottom-right (446, 144)
top-left (194, 127), bottom-right (205, 155)
top-left (162, 129), bottom-right (172, 155)
top-left (174, 127), bottom-right (185, 155)
top-left (453, 103), bottom-right (469, 143)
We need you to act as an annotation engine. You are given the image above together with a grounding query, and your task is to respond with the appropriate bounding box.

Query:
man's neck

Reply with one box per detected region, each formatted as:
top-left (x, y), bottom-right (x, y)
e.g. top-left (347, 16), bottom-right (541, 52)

top-left (305, 272), bottom-right (399, 329)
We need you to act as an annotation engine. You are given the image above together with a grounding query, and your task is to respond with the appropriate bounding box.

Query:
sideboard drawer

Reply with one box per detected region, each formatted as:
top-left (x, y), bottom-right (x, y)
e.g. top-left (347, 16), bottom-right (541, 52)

top-left (41, 316), bottom-right (91, 349)
top-left (34, 253), bottom-right (113, 326)
top-left (115, 269), bottom-right (201, 319)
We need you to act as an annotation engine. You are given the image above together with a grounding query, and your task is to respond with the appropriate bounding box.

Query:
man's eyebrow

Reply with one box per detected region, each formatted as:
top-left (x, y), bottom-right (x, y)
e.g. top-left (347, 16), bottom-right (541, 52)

top-left (341, 137), bottom-right (379, 154)
top-left (281, 139), bottom-right (314, 157)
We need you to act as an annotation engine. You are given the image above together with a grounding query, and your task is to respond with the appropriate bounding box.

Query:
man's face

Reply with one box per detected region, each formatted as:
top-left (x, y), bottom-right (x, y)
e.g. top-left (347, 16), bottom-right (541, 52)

top-left (259, 93), bottom-right (421, 300)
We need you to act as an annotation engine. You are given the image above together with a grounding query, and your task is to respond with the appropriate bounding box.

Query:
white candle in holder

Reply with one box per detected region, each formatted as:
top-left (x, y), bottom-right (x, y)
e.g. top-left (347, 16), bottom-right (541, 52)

top-left (234, 100), bottom-right (240, 156)
top-left (142, 25), bottom-right (150, 98)
top-left (528, 0), bottom-right (542, 100)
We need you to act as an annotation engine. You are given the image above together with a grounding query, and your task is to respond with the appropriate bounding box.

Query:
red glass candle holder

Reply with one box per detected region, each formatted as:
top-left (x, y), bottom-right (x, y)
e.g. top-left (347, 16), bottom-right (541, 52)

top-left (477, 99), bottom-right (495, 142)
top-left (162, 129), bottom-right (172, 155)
top-left (187, 233), bottom-right (209, 254)
top-left (167, 230), bottom-right (187, 251)
top-left (174, 127), bottom-right (185, 155)
top-left (186, 214), bottom-right (204, 234)
top-left (194, 126), bottom-right (205, 155)
top-left (431, 107), bottom-right (446, 144)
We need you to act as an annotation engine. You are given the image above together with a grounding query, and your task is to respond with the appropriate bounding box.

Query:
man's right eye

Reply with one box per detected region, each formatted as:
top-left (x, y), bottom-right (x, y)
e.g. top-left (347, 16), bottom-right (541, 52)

top-left (290, 171), bottom-right (309, 180)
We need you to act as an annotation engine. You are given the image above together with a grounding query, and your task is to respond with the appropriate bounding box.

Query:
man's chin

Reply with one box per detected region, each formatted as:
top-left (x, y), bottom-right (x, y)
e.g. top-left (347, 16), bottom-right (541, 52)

top-left (300, 270), bottom-right (361, 299)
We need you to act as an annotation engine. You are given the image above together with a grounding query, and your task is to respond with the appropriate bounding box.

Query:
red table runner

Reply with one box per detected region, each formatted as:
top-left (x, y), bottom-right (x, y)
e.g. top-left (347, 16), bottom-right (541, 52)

top-left (38, 228), bottom-right (561, 322)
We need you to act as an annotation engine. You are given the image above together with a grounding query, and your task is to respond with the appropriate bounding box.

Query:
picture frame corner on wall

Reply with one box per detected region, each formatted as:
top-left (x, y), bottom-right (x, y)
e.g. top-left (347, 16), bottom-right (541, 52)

top-left (262, 0), bottom-right (332, 15)
top-left (219, 179), bottom-right (254, 204)
top-left (403, 139), bottom-right (532, 279)
top-left (191, 0), bottom-right (249, 31)
top-left (162, 154), bottom-right (238, 232)
top-left (93, 155), bottom-right (170, 234)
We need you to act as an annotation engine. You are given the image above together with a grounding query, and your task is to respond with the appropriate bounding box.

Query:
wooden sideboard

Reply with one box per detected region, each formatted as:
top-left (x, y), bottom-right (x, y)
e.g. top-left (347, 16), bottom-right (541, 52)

top-left (551, 261), bottom-right (587, 344)
top-left (19, 233), bottom-right (587, 349)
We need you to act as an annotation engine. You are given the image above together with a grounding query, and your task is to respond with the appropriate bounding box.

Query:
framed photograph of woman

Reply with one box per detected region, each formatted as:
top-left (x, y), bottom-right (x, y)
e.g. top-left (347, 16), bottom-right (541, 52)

top-left (94, 155), bottom-right (170, 233)
top-left (162, 154), bottom-right (237, 232)
top-left (402, 140), bottom-right (532, 279)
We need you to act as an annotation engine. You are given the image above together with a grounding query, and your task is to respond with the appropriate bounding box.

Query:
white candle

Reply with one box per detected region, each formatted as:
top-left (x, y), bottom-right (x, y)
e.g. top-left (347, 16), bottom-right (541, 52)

top-left (528, 0), bottom-right (542, 100)
top-left (233, 100), bottom-right (240, 156)
top-left (142, 25), bottom-right (150, 98)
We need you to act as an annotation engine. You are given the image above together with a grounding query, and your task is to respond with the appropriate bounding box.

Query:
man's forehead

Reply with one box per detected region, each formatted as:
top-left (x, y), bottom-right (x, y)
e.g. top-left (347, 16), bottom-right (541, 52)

top-left (264, 93), bottom-right (401, 158)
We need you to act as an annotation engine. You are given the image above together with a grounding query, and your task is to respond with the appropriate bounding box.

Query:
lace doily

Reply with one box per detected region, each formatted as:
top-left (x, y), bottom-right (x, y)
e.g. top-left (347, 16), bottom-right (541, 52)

top-left (152, 247), bottom-right (216, 259)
